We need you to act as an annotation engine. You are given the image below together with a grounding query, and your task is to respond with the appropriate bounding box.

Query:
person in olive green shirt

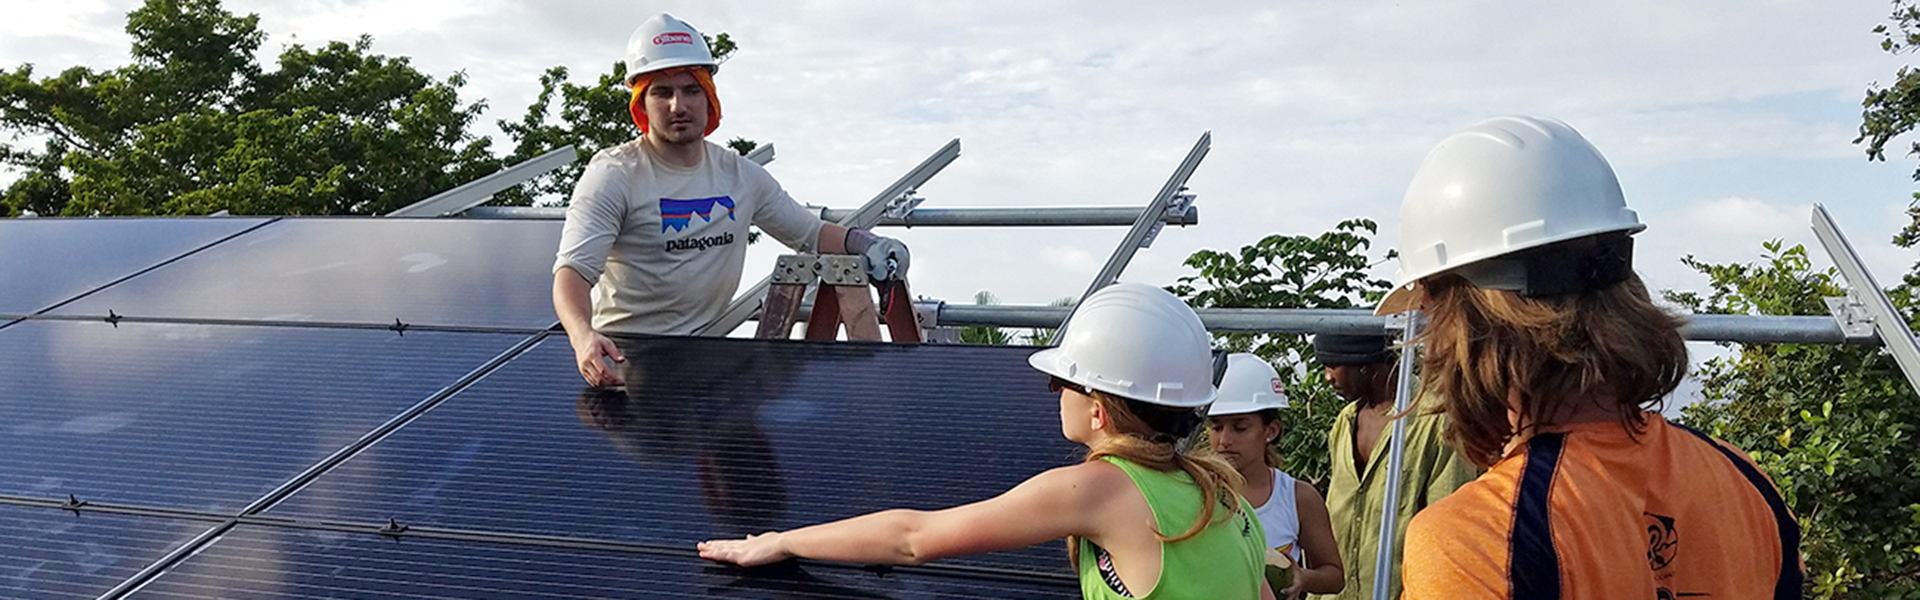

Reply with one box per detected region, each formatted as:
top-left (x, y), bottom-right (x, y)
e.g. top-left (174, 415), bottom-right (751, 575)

top-left (1311, 333), bottom-right (1478, 600)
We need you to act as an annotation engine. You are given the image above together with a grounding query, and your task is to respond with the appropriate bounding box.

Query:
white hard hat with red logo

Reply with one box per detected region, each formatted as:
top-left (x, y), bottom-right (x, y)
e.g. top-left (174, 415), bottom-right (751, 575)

top-left (1377, 115), bottom-right (1644, 314)
top-left (624, 13), bottom-right (717, 85)
top-left (1028, 282), bottom-right (1218, 408)
top-left (1206, 353), bottom-right (1289, 416)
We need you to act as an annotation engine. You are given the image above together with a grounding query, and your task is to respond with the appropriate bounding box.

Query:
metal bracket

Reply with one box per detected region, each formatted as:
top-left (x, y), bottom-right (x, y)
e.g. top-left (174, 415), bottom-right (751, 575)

top-left (1139, 187), bottom-right (1197, 249)
top-left (771, 255), bottom-right (819, 285)
top-left (883, 189), bottom-right (926, 220)
top-left (817, 255), bottom-right (868, 286)
top-left (1824, 295), bottom-right (1877, 340)
top-left (378, 517), bottom-right (410, 538)
top-left (1811, 203), bottom-right (1920, 395)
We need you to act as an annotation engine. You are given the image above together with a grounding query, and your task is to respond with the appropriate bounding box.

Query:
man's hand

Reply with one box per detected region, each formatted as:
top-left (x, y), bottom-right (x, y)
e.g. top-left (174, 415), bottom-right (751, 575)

top-left (698, 532), bottom-right (792, 567)
top-left (843, 227), bottom-right (910, 283)
top-left (860, 235), bottom-right (909, 283)
top-left (571, 331), bottom-right (626, 387)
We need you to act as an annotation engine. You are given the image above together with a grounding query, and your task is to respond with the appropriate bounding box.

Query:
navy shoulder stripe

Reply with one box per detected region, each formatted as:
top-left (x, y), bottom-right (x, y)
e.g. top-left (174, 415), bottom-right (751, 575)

top-left (1510, 432), bottom-right (1565, 600)
top-left (1671, 422), bottom-right (1804, 600)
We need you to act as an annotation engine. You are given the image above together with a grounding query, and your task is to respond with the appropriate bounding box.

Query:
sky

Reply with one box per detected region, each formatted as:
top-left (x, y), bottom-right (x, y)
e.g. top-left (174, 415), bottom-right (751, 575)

top-left (4, 0), bottom-right (1918, 391)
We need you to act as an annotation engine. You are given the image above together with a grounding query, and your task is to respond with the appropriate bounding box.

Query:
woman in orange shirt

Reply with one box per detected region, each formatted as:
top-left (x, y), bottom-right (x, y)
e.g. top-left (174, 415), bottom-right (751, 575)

top-left (1381, 116), bottom-right (1803, 600)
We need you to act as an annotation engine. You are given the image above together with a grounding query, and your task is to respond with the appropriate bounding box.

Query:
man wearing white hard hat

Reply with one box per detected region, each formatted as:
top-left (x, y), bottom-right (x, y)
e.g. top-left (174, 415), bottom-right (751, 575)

top-left (1388, 116), bottom-right (1802, 599)
top-left (701, 282), bottom-right (1276, 599)
top-left (553, 13), bottom-right (910, 387)
top-left (1311, 332), bottom-right (1473, 600)
top-left (1207, 353), bottom-right (1345, 599)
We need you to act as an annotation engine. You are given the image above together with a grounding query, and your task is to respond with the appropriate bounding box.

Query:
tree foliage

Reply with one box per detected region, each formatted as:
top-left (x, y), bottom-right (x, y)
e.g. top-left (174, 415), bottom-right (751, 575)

top-left (0, 0), bottom-right (498, 216)
top-left (1667, 241), bottom-right (1920, 599)
top-left (1168, 218), bottom-right (1395, 487)
top-left (0, 0), bottom-right (756, 216)
top-left (1860, 0), bottom-right (1920, 250)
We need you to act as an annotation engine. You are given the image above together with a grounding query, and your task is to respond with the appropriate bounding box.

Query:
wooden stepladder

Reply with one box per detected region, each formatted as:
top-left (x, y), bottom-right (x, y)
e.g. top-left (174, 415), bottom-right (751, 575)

top-left (754, 254), bottom-right (924, 343)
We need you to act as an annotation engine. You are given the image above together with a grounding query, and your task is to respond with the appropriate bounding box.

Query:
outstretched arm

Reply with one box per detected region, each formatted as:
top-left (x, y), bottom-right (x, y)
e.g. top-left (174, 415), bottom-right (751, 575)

top-left (699, 462), bottom-right (1113, 567)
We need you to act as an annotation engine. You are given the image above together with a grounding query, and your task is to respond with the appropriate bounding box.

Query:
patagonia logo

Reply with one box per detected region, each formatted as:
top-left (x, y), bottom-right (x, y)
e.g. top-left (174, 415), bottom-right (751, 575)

top-left (666, 232), bottom-right (735, 252)
top-left (654, 32), bottom-right (695, 46)
top-left (660, 196), bottom-right (737, 232)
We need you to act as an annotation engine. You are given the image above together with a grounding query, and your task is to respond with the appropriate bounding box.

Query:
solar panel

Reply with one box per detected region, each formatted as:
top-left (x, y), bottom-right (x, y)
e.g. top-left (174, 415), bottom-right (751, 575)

top-left (49, 219), bottom-right (563, 329)
top-left (131, 524), bottom-right (1076, 599)
top-left (0, 320), bottom-right (531, 511)
top-left (263, 335), bottom-right (1085, 578)
top-left (0, 504), bottom-right (220, 599)
top-left (0, 218), bottom-right (269, 315)
top-left (1, 217), bottom-right (1095, 597)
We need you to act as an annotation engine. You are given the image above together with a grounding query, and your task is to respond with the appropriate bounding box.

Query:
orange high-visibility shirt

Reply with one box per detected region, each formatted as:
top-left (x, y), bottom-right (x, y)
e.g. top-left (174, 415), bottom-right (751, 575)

top-left (1402, 413), bottom-right (1801, 600)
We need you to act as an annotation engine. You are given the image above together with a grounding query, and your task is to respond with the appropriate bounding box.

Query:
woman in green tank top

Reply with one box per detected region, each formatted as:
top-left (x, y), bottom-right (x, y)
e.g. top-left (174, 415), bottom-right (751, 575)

top-left (699, 283), bottom-right (1274, 599)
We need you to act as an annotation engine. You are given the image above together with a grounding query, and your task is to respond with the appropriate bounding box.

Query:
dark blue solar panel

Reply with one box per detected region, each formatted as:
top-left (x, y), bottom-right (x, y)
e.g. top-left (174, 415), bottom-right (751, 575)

top-left (266, 335), bottom-right (1084, 578)
top-left (50, 218), bottom-right (562, 328)
top-left (0, 218), bottom-right (268, 315)
top-left (132, 524), bottom-right (1076, 599)
top-left (0, 504), bottom-right (217, 599)
top-left (0, 320), bottom-right (530, 512)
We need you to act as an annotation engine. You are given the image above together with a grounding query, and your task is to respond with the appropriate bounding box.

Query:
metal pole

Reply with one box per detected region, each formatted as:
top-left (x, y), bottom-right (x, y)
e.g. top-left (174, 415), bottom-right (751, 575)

top-left (921, 304), bottom-right (1883, 345)
top-left (694, 139), bottom-right (963, 337)
top-left (385, 144), bottom-right (576, 217)
top-left (1371, 311), bottom-right (1421, 600)
top-left (1810, 204), bottom-right (1920, 393)
top-left (459, 205), bottom-right (1202, 226)
top-left (1051, 132), bottom-right (1212, 343)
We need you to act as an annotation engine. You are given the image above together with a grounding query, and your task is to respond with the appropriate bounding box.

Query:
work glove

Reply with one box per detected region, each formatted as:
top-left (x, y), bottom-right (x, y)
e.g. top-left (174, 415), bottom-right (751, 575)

top-left (845, 228), bottom-right (910, 283)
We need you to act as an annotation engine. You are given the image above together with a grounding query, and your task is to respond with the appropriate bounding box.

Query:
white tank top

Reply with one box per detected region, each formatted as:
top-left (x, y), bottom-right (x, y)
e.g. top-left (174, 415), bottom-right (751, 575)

top-left (1253, 468), bottom-right (1304, 562)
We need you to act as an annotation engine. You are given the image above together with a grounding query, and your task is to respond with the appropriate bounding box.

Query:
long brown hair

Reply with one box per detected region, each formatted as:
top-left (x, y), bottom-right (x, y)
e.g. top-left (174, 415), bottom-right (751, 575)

top-left (1416, 271), bottom-right (1688, 468)
top-left (1067, 390), bottom-right (1247, 565)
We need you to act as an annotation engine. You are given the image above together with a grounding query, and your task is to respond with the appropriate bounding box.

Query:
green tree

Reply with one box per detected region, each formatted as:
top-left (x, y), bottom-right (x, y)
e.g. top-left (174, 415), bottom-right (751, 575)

top-left (0, 0), bottom-right (497, 216)
top-left (496, 33), bottom-right (746, 206)
top-left (958, 290), bottom-right (1017, 345)
top-left (1860, 0), bottom-right (1920, 256)
top-left (1168, 218), bottom-right (1396, 487)
top-left (1666, 241), bottom-right (1920, 599)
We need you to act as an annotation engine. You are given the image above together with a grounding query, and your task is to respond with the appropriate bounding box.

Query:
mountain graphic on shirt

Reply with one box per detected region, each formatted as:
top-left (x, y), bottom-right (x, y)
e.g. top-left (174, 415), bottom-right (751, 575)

top-left (660, 196), bottom-right (737, 232)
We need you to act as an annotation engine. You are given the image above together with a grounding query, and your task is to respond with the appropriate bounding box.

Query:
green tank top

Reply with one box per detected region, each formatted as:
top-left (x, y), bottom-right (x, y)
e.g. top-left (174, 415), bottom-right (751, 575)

top-left (1077, 456), bottom-right (1267, 600)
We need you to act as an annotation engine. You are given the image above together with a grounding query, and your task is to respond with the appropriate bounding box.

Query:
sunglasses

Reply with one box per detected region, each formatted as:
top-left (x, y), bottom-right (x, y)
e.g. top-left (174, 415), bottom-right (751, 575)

top-left (1048, 376), bottom-right (1092, 396)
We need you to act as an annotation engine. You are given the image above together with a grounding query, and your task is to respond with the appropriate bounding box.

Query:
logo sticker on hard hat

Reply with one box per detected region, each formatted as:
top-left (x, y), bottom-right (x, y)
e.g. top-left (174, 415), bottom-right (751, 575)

top-left (1271, 378), bottom-right (1283, 393)
top-left (654, 32), bottom-right (695, 46)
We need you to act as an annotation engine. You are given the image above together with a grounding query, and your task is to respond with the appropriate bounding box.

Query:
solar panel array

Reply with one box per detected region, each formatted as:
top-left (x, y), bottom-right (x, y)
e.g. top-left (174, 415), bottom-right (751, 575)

top-left (0, 217), bottom-right (1081, 598)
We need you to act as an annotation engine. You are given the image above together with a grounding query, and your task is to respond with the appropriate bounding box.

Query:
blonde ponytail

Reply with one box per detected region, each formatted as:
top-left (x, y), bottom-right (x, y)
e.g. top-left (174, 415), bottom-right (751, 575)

top-left (1066, 390), bottom-right (1247, 566)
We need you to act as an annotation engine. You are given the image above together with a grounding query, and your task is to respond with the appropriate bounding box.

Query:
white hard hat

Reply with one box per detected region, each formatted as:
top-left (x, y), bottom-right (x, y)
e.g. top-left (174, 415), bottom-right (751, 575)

top-left (1207, 353), bottom-right (1289, 416)
top-left (1028, 282), bottom-right (1218, 408)
top-left (1379, 116), bottom-right (1643, 314)
top-left (624, 13), bottom-right (718, 85)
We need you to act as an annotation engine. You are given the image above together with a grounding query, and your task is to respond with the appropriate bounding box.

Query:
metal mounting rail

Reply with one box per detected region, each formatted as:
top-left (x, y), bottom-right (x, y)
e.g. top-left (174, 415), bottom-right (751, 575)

top-left (1811, 204), bottom-right (1920, 392)
top-left (387, 145), bottom-right (578, 218)
top-left (912, 304), bottom-right (1894, 345)
top-left (461, 204), bottom-right (1201, 226)
top-left (1051, 132), bottom-right (1211, 343)
top-left (694, 138), bottom-right (963, 337)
